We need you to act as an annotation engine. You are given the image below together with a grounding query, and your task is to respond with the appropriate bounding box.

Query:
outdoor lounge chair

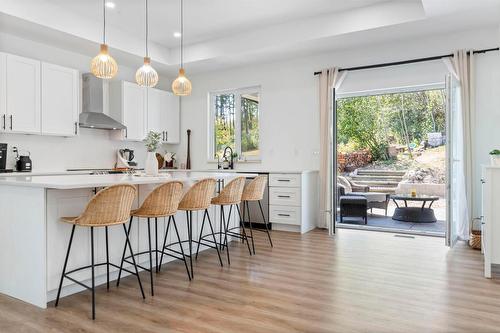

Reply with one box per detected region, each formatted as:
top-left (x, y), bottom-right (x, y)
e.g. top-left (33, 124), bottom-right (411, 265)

top-left (337, 176), bottom-right (390, 216)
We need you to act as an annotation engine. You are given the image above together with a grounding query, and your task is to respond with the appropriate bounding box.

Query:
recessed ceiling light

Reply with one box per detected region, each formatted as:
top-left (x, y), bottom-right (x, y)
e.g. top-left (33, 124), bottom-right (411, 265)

top-left (173, 32), bottom-right (182, 38)
top-left (105, 1), bottom-right (116, 9)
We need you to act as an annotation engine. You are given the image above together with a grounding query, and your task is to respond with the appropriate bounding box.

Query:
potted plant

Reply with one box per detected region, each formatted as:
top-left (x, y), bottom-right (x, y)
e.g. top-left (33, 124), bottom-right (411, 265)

top-left (144, 131), bottom-right (162, 176)
top-left (489, 149), bottom-right (500, 166)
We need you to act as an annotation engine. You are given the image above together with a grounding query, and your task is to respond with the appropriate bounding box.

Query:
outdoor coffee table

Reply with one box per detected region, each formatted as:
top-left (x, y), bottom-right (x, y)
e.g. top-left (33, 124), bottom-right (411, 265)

top-left (390, 194), bottom-right (439, 223)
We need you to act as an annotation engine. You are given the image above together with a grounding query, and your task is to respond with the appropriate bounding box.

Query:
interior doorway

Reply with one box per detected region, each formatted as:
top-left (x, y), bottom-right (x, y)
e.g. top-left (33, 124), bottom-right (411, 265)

top-left (333, 86), bottom-right (447, 237)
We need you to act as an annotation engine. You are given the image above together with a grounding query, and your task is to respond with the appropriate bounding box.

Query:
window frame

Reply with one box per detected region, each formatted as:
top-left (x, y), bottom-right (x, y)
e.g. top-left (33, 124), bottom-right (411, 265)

top-left (207, 85), bottom-right (262, 163)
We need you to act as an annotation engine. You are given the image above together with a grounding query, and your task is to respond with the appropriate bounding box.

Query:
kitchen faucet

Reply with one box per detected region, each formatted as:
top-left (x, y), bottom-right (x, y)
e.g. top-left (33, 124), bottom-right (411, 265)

top-left (223, 146), bottom-right (234, 169)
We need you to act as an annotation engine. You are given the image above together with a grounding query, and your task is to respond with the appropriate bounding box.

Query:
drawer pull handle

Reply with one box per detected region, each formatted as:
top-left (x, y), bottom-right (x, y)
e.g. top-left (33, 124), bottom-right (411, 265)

top-left (278, 195), bottom-right (291, 198)
top-left (278, 179), bottom-right (291, 182)
top-left (278, 213), bottom-right (291, 217)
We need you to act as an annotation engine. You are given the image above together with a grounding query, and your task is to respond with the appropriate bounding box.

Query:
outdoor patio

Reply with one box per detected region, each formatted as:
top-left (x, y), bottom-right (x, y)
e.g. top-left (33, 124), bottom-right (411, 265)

top-left (337, 199), bottom-right (446, 236)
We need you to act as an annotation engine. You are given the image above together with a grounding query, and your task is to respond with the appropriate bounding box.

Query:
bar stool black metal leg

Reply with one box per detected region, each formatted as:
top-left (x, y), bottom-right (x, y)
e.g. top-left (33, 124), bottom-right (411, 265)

top-left (187, 211), bottom-right (194, 278)
top-left (219, 206), bottom-right (224, 250)
top-left (221, 205), bottom-right (230, 265)
top-left (195, 210), bottom-right (207, 259)
top-left (205, 209), bottom-right (223, 267)
top-left (245, 202), bottom-right (256, 255)
top-left (122, 224), bottom-right (146, 299)
top-left (90, 226), bottom-right (95, 320)
top-left (158, 216), bottom-right (171, 272)
top-left (117, 216), bottom-right (134, 286)
top-left (236, 205), bottom-right (252, 255)
top-left (171, 216), bottom-right (191, 280)
top-left (147, 218), bottom-right (154, 296)
top-left (155, 217), bottom-right (158, 273)
top-left (55, 224), bottom-right (76, 307)
top-left (105, 226), bottom-right (110, 290)
top-left (258, 200), bottom-right (273, 247)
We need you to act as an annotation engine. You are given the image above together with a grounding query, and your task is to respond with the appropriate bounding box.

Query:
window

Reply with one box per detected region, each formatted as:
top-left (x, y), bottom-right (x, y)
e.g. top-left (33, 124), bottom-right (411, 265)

top-left (209, 86), bottom-right (260, 161)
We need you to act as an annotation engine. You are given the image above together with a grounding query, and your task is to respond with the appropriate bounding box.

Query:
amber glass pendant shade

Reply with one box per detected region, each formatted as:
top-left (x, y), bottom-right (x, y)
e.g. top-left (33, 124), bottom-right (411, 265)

top-left (91, 44), bottom-right (118, 79)
top-left (136, 57), bottom-right (158, 87)
top-left (172, 68), bottom-right (192, 96)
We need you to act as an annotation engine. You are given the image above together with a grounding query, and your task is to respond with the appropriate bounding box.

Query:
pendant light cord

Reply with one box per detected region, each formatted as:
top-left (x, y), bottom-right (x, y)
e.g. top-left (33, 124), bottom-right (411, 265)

top-left (180, 0), bottom-right (184, 68)
top-left (145, 0), bottom-right (149, 57)
top-left (103, 0), bottom-right (106, 44)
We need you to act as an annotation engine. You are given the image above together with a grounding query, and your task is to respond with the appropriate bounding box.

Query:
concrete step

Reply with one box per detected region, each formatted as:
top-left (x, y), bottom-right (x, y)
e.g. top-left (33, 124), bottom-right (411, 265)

top-left (357, 169), bottom-right (407, 177)
top-left (354, 180), bottom-right (400, 187)
top-left (351, 175), bottom-right (404, 182)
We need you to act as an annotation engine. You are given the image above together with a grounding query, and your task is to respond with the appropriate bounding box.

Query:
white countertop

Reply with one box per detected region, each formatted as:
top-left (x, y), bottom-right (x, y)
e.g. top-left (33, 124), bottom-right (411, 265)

top-left (0, 171), bottom-right (258, 190)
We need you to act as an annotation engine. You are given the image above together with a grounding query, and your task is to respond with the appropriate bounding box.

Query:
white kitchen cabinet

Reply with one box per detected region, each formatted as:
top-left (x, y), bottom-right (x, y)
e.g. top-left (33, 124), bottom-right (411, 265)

top-left (110, 81), bottom-right (147, 141)
top-left (6, 54), bottom-right (41, 134)
top-left (147, 88), bottom-right (180, 144)
top-left (268, 171), bottom-right (318, 233)
top-left (41, 63), bottom-right (79, 136)
top-left (0, 53), bottom-right (6, 133)
top-left (163, 92), bottom-right (180, 144)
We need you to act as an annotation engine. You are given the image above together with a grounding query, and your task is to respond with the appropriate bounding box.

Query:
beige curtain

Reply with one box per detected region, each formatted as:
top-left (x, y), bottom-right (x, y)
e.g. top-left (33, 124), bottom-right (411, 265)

top-left (444, 50), bottom-right (475, 240)
top-left (319, 67), bottom-right (346, 232)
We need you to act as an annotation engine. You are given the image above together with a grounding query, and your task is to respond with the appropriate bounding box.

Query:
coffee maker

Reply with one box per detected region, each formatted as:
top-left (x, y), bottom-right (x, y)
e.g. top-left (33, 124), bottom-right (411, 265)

top-left (0, 143), bottom-right (13, 173)
top-left (116, 148), bottom-right (137, 169)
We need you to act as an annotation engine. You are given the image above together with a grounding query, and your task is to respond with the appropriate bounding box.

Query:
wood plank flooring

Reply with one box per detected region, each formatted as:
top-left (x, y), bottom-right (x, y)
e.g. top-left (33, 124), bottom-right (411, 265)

top-left (1, 229), bottom-right (500, 332)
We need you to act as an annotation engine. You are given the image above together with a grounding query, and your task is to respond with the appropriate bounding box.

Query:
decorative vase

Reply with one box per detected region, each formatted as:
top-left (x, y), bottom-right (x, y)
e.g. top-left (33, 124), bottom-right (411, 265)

top-left (145, 152), bottom-right (158, 176)
top-left (490, 155), bottom-right (500, 166)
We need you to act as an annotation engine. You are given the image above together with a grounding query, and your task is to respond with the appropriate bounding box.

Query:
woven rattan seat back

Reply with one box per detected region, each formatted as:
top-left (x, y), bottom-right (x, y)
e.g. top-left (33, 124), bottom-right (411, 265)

top-left (178, 178), bottom-right (217, 211)
top-left (73, 184), bottom-right (137, 226)
top-left (241, 175), bottom-right (267, 201)
top-left (133, 181), bottom-right (184, 217)
top-left (211, 177), bottom-right (246, 205)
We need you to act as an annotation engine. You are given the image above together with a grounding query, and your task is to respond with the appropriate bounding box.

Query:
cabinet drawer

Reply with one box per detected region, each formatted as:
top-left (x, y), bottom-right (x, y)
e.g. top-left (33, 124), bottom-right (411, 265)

top-left (269, 173), bottom-right (301, 187)
top-left (269, 205), bottom-right (300, 225)
top-left (269, 187), bottom-right (301, 206)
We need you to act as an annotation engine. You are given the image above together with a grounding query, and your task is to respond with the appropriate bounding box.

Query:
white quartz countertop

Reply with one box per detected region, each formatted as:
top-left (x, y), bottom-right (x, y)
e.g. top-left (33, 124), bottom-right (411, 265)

top-left (0, 171), bottom-right (258, 190)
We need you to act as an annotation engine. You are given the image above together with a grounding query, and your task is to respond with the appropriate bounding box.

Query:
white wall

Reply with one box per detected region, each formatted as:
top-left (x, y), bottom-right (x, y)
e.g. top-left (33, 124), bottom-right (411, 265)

top-left (175, 27), bottom-right (499, 174)
top-left (0, 32), bottom-right (172, 171)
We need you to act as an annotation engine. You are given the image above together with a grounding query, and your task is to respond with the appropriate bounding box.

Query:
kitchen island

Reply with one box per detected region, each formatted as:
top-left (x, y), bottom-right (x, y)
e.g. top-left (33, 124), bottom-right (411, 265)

top-left (0, 171), bottom-right (256, 308)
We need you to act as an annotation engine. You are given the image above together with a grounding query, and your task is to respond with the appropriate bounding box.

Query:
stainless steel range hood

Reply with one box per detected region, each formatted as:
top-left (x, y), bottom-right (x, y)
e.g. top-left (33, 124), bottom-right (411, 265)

top-left (80, 73), bottom-right (126, 130)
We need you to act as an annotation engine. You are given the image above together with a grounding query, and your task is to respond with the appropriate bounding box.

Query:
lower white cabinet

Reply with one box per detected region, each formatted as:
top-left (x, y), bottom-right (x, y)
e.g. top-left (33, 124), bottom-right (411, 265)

top-left (268, 171), bottom-right (318, 233)
top-left (41, 63), bottom-right (79, 136)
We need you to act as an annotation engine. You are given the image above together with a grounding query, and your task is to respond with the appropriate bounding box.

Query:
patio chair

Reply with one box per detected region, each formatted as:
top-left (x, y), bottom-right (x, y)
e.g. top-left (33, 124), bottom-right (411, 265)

top-left (337, 176), bottom-right (390, 216)
top-left (338, 187), bottom-right (368, 224)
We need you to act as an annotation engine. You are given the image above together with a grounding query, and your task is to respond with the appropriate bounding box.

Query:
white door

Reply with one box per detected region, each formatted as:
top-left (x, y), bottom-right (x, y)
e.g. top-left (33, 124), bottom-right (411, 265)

top-left (6, 54), bottom-right (41, 134)
top-left (122, 81), bottom-right (146, 141)
top-left (446, 74), bottom-right (463, 247)
top-left (0, 53), bottom-right (6, 132)
top-left (41, 63), bottom-right (79, 136)
top-left (163, 92), bottom-right (180, 144)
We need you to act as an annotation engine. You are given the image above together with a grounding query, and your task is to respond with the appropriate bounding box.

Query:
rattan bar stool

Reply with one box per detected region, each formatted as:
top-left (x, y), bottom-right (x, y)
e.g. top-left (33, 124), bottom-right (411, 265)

top-left (55, 184), bottom-right (145, 320)
top-left (196, 176), bottom-right (251, 265)
top-left (241, 175), bottom-right (273, 253)
top-left (116, 181), bottom-right (188, 296)
top-left (175, 178), bottom-right (222, 278)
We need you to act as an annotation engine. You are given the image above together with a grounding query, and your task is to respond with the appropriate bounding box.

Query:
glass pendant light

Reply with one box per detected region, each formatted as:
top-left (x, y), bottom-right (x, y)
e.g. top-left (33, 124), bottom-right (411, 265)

top-left (136, 0), bottom-right (159, 87)
top-left (172, 0), bottom-right (192, 96)
top-left (91, 0), bottom-right (118, 79)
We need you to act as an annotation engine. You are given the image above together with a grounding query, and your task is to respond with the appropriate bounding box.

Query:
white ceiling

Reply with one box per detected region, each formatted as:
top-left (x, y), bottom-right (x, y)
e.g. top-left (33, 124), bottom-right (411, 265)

top-left (0, 0), bottom-right (499, 75)
top-left (45, 0), bottom-right (387, 47)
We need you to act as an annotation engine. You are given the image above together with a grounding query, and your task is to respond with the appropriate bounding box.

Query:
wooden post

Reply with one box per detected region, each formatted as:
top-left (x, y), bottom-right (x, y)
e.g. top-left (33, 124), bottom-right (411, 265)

top-left (186, 129), bottom-right (191, 169)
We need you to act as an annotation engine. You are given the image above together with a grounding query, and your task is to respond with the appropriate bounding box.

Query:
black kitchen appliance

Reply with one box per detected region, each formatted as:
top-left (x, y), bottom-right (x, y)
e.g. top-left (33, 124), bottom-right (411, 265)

top-left (0, 143), bottom-right (13, 173)
top-left (16, 153), bottom-right (32, 172)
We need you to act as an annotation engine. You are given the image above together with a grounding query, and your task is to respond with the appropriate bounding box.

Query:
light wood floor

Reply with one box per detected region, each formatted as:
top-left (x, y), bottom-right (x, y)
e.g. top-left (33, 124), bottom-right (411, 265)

top-left (1, 229), bottom-right (500, 333)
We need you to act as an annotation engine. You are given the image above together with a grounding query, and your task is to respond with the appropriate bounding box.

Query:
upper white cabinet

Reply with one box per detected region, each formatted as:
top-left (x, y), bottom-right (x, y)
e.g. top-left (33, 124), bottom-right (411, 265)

top-left (147, 88), bottom-right (180, 144)
top-left (0, 52), bottom-right (80, 136)
top-left (41, 63), bottom-right (79, 136)
top-left (110, 81), bottom-right (147, 141)
top-left (0, 53), bottom-right (6, 133)
top-left (6, 54), bottom-right (41, 134)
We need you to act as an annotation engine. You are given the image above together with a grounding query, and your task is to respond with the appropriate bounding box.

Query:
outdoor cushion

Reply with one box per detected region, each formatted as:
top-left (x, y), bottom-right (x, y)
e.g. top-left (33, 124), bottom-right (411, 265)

top-left (337, 176), bottom-right (352, 193)
top-left (346, 192), bottom-right (387, 203)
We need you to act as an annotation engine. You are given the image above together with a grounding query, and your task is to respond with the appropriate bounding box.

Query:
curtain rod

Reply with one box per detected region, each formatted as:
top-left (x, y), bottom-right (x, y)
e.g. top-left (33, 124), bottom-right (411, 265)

top-left (313, 47), bottom-right (499, 76)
